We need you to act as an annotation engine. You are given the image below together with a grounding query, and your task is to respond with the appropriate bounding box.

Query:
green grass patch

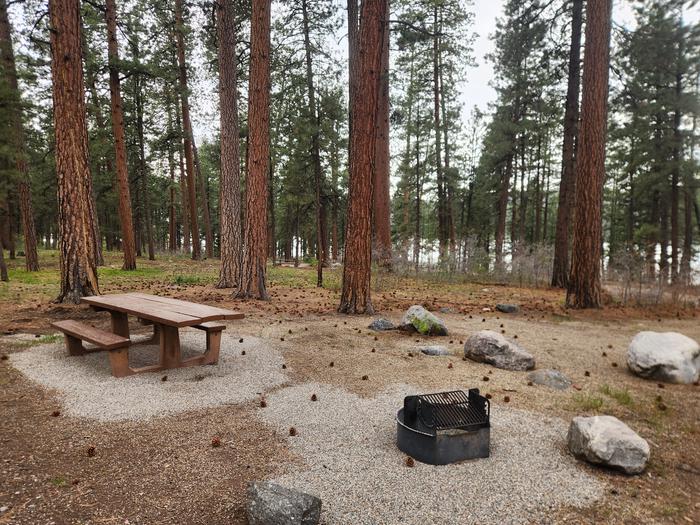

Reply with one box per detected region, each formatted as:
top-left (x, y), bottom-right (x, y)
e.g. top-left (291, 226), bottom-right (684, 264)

top-left (172, 274), bottom-right (209, 286)
top-left (571, 392), bottom-right (604, 411)
top-left (50, 476), bottom-right (67, 487)
top-left (599, 384), bottom-right (633, 405)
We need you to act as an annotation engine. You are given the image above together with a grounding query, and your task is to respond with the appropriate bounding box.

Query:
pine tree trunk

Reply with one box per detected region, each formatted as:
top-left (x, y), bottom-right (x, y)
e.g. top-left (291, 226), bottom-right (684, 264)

top-left (166, 86), bottom-right (177, 252)
top-left (49, 0), bottom-right (100, 303)
top-left (413, 108), bottom-right (422, 271)
top-left (372, 0), bottom-right (392, 270)
top-left (175, 91), bottom-right (191, 254)
top-left (301, 0), bottom-right (327, 287)
top-left (175, 0), bottom-right (201, 260)
top-left (552, 0), bottom-right (583, 287)
top-left (495, 155), bottom-right (512, 268)
top-left (566, 0), bottom-right (612, 309)
top-left (439, 58), bottom-right (456, 264)
top-left (347, 0), bottom-right (359, 141)
top-left (670, 45), bottom-right (683, 283)
top-left (133, 57), bottom-right (154, 261)
top-left (339, 0), bottom-right (385, 314)
top-left (192, 141), bottom-right (213, 258)
top-left (105, 0), bottom-right (137, 270)
top-left (236, 0), bottom-right (271, 300)
top-left (0, 1), bottom-right (38, 271)
top-left (216, 0), bottom-right (242, 288)
top-left (432, 6), bottom-right (447, 262)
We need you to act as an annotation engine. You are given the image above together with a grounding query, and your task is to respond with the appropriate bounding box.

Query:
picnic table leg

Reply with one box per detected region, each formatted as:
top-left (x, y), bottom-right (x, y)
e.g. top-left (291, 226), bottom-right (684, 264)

top-left (202, 330), bottom-right (222, 365)
top-left (110, 311), bottom-right (130, 338)
top-left (159, 325), bottom-right (181, 369)
top-left (107, 312), bottom-right (133, 377)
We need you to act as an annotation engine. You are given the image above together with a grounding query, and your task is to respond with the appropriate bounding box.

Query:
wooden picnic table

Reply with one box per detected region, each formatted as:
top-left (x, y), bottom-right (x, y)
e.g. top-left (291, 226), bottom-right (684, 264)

top-left (79, 292), bottom-right (244, 377)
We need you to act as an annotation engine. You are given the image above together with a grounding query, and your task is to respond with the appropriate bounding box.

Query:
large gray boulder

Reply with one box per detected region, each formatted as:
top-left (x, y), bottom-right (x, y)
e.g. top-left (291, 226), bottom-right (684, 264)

top-left (527, 369), bottom-right (571, 390)
top-left (463, 330), bottom-right (535, 371)
top-left (247, 482), bottom-right (321, 525)
top-left (567, 416), bottom-right (649, 475)
top-left (399, 305), bottom-right (448, 336)
top-left (627, 331), bottom-right (699, 384)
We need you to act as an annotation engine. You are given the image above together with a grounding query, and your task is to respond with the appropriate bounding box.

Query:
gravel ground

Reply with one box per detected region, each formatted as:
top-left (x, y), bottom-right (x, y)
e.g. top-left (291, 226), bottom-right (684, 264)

top-left (258, 382), bottom-right (605, 525)
top-left (9, 331), bottom-right (287, 421)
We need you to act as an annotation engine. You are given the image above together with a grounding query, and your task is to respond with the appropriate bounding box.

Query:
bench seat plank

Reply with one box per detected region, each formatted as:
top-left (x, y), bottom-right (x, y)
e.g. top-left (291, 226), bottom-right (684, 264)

top-left (51, 320), bottom-right (130, 350)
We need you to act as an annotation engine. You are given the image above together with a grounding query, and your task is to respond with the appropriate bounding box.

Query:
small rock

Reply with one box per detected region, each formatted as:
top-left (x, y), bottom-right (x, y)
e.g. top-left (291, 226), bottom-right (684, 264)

top-left (247, 481), bottom-right (321, 525)
top-left (627, 331), bottom-right (699, 384)
top-left (496, 304), bottom-right (519, 314)
top-left (463, 330), bottom-right (535, 371)
top-left (399, 305), bottom-right (448, 336)
top-left (419, 345), bottom-right (450, 356)
top-left (368, 318), bottom-right (395, 331)
top-left (527, 369), bottom-right (572, 391)
top-left (439, 307), bottom-right (453, 314)
top-left (567, 415), bottom-right (649, 474)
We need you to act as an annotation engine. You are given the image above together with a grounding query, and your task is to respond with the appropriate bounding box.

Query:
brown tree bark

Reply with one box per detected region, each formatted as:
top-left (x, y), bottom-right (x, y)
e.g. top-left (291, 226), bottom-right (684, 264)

top-left (566, 0), bottom-right (612, 309)
top-left (105, 0), bottom-right (137, 270)
top-left (372, 0), bottom-right (391, 270)
top-left (236, 0), bottom-right (271, 300)
top-left (49, 0), bottom-right (100, 302)
top-left (216, 0), bottom-right (242, 288)
top-left (552, 0), bottom-right (583, 288)
top-left (338, 0), bottom-right (385, 314)
top-left (0, 0), bottom-right (38, 272)
top-left (175, 0), bottom-right (201, 260)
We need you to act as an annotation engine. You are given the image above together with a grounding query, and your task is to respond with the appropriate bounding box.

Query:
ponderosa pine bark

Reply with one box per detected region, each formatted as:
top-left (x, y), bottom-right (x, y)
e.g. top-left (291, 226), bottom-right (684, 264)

top-left (338, 0), bottom-right (385, 314)
top-left (175, 0), bottom-right (201, 260)
top-left (105, 0), bottom-right (137, 270)
top-left (566, 0), bottom-right (612, 309)
top-left (216, 0), bottom-right (242, 288)
top-left (0, 0), bottom-right (38, 272)
top-left (372, 0), bottom-right (391, 270)
top-left (49, 0), bottom-right (100, 302)
top-left (236, 0), bottom-right (271, 300)
top-left (551, 0), bottom-right (583, 288)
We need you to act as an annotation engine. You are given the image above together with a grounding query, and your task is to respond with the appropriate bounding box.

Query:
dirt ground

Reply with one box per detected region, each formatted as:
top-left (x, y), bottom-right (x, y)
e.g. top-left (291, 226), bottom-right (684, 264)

top-left (0, 252), bottom-right (698, 524)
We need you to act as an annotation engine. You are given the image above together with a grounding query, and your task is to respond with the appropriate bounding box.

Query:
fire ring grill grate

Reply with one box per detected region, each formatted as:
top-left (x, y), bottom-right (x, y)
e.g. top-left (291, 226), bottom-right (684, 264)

top-left (396, 389), bottom-right (490, 465)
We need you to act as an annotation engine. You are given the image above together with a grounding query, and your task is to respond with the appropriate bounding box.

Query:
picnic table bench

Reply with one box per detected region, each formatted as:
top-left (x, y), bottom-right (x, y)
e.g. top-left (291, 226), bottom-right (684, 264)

top-left (51, 293), bottom-right (244, 378)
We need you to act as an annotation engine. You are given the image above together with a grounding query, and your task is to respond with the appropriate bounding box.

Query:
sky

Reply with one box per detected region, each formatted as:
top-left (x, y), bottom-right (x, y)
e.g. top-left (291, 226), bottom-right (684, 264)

top-left (456, 1), bottom-right (700, 124)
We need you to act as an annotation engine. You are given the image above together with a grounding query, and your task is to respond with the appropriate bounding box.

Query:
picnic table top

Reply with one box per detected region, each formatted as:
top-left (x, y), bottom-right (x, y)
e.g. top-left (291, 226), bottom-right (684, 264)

top-left (82, 292), bottom-right (245, 328)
